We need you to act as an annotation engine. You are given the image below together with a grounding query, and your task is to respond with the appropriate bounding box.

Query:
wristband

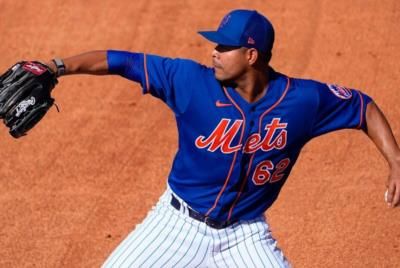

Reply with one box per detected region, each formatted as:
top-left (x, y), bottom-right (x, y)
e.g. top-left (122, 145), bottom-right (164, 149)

top-left (52, 58), bottom-right (66, 77)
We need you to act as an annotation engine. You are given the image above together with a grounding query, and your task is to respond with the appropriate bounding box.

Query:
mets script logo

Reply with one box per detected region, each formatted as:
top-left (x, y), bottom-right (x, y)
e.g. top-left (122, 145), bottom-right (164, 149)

top-left (15, 97), bottom-right (35, 117)
top-left (327, 84), bottom-right (352, 99)
top-left (195, 118), bottom-right (288, 154)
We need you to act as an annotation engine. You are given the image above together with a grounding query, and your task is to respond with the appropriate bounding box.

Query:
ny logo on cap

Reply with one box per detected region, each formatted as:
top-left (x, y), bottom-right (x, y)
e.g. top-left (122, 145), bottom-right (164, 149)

top-left (219, 14), bottom-right (231, 29)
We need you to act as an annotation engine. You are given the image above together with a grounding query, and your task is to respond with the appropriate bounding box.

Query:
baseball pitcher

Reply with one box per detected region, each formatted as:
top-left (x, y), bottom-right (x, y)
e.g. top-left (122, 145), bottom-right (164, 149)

top-left (1, 9), bottom-right (399, 268)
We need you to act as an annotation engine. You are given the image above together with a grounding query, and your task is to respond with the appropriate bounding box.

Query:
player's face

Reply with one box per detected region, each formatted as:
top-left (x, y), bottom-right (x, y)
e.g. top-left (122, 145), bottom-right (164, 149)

top-left (212, 45), bottom-right (250, 82)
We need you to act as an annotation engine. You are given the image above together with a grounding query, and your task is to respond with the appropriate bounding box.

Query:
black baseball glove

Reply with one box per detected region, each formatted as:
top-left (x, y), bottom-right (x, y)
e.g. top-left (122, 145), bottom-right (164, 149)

top-left (0, 61), bottom-right (58, 138)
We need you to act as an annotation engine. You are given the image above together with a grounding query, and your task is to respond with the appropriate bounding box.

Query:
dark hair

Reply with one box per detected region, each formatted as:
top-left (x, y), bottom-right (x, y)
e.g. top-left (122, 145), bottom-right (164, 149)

top-left (257, 50), bottom-right (272, 64)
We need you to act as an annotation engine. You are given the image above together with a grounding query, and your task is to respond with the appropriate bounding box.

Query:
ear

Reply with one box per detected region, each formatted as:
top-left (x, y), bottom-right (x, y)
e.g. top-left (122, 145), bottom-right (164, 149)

top-left (246, 48), bottom-right (259, 65)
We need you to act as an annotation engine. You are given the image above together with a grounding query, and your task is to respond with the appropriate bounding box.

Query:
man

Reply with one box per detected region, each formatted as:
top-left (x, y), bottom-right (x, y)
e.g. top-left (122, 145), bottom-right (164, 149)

top-left (6, 9), bottom-right (400, 267)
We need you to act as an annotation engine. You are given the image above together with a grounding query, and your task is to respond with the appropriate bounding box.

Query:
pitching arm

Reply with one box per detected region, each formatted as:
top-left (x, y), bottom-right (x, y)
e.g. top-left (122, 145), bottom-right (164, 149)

top-left (365, 101), bottom-right (400, 207)
top-left (46, 51), bottom-right (109, 76)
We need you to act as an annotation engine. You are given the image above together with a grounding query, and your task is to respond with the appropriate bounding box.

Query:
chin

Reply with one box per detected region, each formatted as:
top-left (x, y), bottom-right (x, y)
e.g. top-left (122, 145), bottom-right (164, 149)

top-left (214, 71), bottom-right (229, 82)
top-left (215, 76), bottom-right (237, 88)
top-left (214, 74), bottom-right (224, 81)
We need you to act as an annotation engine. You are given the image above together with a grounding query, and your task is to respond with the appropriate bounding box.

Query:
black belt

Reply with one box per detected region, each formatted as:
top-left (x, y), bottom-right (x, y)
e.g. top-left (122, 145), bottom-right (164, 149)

top-left (170, 194), bottom-right (233, 229)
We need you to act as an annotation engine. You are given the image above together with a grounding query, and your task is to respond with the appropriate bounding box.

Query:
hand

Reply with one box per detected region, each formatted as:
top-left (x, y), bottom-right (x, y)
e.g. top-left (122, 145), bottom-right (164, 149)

top-left (365, 102), bottom-right (400, 208)
top-left (0, 61), bottom-right (57, 138)
top-left (386, 161), bottom-right (400, 207)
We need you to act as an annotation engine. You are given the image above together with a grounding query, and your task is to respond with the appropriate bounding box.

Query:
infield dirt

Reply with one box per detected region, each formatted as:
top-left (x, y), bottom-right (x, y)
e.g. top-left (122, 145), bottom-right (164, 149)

top-left (0, 0), bottom-right (399, 267)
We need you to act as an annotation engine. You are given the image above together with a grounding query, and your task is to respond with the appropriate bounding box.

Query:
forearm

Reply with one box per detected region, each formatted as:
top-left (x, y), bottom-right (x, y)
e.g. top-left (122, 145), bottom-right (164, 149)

top-left (365, 101), bottom-right (400, 167)
top-left (365, 101), bottom-right (400, 207)
top-left (46, 50), bottom-right (109, 76)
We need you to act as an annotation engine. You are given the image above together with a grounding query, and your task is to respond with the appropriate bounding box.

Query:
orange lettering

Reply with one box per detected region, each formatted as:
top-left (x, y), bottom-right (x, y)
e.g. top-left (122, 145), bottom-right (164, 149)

top-left (195, 119), bottom-right (243, 154)
top-left (260, 118), bottom-right (287, 151)
top-left (243, 133), bottom-right (261, 153)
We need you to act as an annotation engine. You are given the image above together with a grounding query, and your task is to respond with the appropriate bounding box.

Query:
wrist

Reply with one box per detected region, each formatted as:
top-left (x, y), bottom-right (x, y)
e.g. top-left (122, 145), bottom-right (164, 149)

top-left (51, 58), bottom-right (66, 77)
top-left (46, 61), bottom-right (58, 74)
top-left (388, 149), bottom-right (400, 169)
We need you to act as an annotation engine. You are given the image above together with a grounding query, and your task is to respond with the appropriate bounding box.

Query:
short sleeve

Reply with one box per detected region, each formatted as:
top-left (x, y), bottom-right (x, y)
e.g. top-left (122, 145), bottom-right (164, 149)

top-left (107, 50), bottom-right (203, 115)
top-left (311, 83), bottom-right (373, 138)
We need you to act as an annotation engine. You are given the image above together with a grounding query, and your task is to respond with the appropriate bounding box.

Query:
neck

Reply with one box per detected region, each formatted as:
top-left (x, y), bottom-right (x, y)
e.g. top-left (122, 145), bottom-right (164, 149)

top-left (233, 67), bottom-right (270, 103)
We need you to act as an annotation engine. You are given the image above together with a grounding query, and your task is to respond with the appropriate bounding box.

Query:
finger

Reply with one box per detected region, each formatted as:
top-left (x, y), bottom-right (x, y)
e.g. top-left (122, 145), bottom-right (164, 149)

top-left (385, 189), bottom-right (389, 204)
top-left (392, 183), bottom-right (400, 207)
top-left (387, 183), bottom-right (395, 205)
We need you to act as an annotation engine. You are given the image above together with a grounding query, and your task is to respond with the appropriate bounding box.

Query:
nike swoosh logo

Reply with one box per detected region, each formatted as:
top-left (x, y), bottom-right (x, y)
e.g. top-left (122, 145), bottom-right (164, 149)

top-left (215, 100), bottom-right (233, 107)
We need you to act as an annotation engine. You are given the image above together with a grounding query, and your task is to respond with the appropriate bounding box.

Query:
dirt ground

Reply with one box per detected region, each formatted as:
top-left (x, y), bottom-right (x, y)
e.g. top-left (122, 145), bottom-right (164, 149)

top-left (0, 0), bottom-right (399, 267)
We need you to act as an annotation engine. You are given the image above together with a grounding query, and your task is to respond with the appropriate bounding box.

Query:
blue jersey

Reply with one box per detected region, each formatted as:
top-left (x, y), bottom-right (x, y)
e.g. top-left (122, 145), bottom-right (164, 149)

top-left (107, 50), bottom-right (372, 222)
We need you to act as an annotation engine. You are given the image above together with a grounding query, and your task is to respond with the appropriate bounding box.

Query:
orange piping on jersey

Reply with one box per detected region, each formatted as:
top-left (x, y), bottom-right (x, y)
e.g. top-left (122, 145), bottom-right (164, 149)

top-left (227, 77), bottom-right (291, 221)
top-left (257, 77), bottom-right (291, 131)
top-left (205, 87), bottom-right (246, 217)
top-left (356, 90), bottom-right (364, 129)
top-left (143, 53), bottom-right (150, 93)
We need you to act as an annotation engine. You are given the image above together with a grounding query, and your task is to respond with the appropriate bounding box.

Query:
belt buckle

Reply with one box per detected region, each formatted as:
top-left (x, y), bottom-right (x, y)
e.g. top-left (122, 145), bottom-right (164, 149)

top-left (205, 216), bottom-right (224, 229)
top-left (204, 216), bottom-right (215, 228)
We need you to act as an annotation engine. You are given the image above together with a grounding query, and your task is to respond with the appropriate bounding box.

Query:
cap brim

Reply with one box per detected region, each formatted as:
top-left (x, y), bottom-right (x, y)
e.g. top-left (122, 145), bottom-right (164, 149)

top-left (198, 31), bottom-right (241, 46)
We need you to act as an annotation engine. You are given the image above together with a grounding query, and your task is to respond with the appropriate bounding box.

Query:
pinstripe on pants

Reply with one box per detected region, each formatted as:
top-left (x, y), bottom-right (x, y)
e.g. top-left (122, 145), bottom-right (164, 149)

top-left (102, 188), bottom-right (291, 268)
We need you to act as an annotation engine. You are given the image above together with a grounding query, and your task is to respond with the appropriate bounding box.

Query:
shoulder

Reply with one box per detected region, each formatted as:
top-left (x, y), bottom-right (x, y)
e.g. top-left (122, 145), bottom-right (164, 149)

top-left (289, 75), bottom-right (329, 103)
top-left (274, 72), bottom-right (328, 112)
top-left (144, 54), bottom-right (215, 83)
top-left (288, 75), bottom-right (356, 100)
top-left (146, 54), bottom-right (211, 72)
top-left (290, 76), bottom-right (326, 92)
top-left (271, 70), bottom-right (325, 102)
top-left (269, 69), bottom-right (325, 92)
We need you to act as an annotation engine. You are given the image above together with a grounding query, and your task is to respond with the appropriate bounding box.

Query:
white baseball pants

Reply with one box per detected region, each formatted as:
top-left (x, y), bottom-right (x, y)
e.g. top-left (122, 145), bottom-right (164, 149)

top-left (102, 188), bottom-right (290, 268)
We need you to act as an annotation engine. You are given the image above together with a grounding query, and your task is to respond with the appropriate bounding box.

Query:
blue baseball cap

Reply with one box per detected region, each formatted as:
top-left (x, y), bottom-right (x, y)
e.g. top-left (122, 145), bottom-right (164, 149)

top-left (198, 9), bottom-right (275, 54)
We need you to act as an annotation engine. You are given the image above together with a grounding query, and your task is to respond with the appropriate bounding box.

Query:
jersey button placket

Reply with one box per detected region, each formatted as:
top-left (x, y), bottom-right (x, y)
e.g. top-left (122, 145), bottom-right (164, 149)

top-left (249, 105), bottom-right (256, 128)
